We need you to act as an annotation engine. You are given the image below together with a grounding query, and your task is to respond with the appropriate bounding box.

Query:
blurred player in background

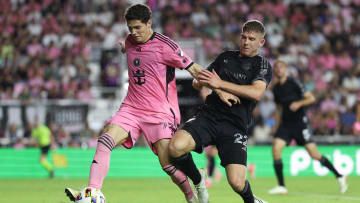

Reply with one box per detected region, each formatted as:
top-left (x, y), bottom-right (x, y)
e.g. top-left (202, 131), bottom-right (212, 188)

top-left (63, 3), bottom-right (232, 203)
top-left (31, 120), bottom-right (54, 178)
top-left (169, 20), bottom-right (272, 203)
top-left (204, 146), bottom-right (223, 187)
top-left (199, 87), bottom-right (222, 188)
top-left (268, 60), bottom-right (348, 195)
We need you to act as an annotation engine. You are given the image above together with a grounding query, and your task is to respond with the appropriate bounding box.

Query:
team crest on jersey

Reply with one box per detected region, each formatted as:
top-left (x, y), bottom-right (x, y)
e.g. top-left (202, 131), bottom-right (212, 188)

top-left (133, 58), bottom-right (140, 67)
top-left (242, 62), bottom-right (251, 71)
top-left (260, 68), bottom-right (267, 75)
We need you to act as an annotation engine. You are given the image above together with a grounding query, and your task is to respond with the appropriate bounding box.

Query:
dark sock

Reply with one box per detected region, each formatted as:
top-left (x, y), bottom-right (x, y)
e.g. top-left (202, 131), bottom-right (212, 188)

top-left (274, 159), bottom-right (285, 186)
top-left (173, 153), bottom-right (201, 185)
top-left (207, 155), bottom-right (215, 177)
top-left (320, 156), bottom-right (341, 178)
top-left (236, 180), bottom-right (254, 203)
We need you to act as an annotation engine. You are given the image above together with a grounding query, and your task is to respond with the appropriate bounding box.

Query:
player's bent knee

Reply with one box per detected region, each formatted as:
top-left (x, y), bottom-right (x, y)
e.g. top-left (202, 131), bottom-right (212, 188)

top-left (168, 140), bottom-right (186, 158)
top-left (228, 178), bottom-right (246, 192)
top-left (102, 123), bottom-right (129, 145)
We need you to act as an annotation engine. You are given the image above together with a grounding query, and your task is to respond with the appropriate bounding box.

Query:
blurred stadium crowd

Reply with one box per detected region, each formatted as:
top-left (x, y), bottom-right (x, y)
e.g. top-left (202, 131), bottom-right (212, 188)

top-left (0, 0), bottom-right (360, 148)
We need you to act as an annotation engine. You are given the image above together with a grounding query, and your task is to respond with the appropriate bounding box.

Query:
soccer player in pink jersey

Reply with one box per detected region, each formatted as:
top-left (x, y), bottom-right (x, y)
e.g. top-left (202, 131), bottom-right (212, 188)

top-left (64, 4), bottom-right (238, 203)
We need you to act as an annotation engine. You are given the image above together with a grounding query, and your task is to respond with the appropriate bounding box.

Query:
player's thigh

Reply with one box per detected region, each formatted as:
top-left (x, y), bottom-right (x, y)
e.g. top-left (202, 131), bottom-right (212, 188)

top-left (272, 138), bottom-right (286, 159)
top-left (274, 125), bottom-right (291, 144)
top-left (153, 138), bottom-right (172, 167)
top-left (225, 164), bottom-right (247, 190)
top-left (305, 142), bottom-right (322, 160)
top-left (179, 114), bottom-right (218, 153)
top-left (169, 129), bottom-right (197, 156)
top-left (102, 123), bottom-right (129, 145)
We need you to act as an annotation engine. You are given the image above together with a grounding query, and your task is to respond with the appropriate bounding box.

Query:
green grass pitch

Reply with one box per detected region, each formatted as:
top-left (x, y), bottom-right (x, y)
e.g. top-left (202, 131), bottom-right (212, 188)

top-left (1, 177), bottom-right (359, 203)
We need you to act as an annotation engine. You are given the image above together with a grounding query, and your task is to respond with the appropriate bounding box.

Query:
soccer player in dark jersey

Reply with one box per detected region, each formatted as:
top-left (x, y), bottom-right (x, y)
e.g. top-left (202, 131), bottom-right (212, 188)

top-left (169, 20), bottom-right (272, 203)
top-left (268, 60), bottom-right (348, 195)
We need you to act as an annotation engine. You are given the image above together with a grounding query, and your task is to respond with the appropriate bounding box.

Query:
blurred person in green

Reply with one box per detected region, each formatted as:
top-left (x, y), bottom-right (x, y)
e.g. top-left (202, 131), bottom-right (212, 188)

top-left (31, 120), bottom-right (55, 178)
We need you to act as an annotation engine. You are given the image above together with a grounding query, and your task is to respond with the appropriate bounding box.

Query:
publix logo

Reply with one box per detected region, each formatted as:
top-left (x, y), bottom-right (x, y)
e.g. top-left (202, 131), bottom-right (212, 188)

top-left (290, 149), bottom-right (360, 176)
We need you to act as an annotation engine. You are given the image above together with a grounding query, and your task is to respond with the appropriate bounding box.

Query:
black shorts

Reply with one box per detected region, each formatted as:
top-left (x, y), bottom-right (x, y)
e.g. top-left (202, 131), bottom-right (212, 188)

top-left (274, 122), bottom-right (314, 146)
top-left (182, 112), bottom-right (248, 167)
top-left (40, 145), bottom-right (51, 155)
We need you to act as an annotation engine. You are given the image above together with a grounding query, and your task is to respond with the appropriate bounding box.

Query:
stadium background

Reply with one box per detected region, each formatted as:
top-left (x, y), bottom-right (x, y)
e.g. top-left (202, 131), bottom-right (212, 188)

top-left (0, 0), bottom-right (360, 202)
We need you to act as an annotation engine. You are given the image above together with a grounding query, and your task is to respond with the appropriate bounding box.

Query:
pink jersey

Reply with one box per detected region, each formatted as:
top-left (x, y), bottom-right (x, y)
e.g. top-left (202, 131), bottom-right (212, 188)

top-left (121, 32), bottom-right (193, 124)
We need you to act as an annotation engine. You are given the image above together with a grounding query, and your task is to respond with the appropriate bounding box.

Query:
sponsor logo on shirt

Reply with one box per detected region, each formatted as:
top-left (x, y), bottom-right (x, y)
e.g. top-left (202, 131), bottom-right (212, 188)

top-left (225, 69), bottom-right (247, 80)
top-left (132, 70), bottom-right (146, 85)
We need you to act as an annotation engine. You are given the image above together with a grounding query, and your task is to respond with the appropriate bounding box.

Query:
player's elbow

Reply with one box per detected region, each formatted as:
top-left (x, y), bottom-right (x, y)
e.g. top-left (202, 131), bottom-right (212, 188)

top-left (252, 92), bottom-right (263, 102)
top-left (309, 95), bottom-right (316, 104)
top-left (306, 92), bottom-right (316, 104)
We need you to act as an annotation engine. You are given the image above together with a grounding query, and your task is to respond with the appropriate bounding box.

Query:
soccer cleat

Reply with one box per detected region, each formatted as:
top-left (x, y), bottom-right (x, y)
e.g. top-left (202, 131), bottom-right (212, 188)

top-left (65, 187), bottom-right (80, 202)
top-left (254, 194), bottom-right (268, 203)
top-left (268, 185), bottom-right (288, 195)
top-left (337, 175), bottom-right (348, 194)
top-left (195, 168), bottom-right (209, 203)
top-left (187, 194), bottom-right (200, 203)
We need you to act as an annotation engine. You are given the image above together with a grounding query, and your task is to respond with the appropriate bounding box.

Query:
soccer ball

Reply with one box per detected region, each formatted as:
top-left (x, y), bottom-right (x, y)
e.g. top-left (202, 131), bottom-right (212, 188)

top-left (75, 187), bottom-right (106, 203)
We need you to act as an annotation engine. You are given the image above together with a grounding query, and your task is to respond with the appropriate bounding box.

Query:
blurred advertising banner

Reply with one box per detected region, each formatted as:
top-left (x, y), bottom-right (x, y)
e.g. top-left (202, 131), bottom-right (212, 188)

top-left (247, 146), bottom-right (360, 177)
top-left (0, 100), bottom-right (88, 133)
top-left (46, 103), bottom-right (88, 133)
top-left (0, 146), bottom-right (359, 178)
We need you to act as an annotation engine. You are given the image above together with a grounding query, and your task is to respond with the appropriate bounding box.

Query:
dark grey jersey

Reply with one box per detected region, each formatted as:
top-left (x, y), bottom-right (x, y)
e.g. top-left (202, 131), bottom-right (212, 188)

top-left (203, 51), bottom-right (272, 131)
top-left (273, 77), bottom-right (307, 123)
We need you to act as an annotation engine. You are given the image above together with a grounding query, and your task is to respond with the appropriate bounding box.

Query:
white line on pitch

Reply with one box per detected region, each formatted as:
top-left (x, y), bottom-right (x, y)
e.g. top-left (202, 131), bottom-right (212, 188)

top-left (290, 192), bottom-right (360, 201)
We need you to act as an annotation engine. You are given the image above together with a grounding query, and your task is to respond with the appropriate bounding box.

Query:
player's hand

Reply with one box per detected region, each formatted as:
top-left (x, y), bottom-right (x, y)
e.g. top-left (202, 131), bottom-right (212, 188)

top-left (290, 102), bottom-right (301, 112)
top-left (214, 89), bottom-right (240, 107)
top-left (198, 69), bottom-right (222, 89)
top-left (118, 40), bottom-right (126, 53)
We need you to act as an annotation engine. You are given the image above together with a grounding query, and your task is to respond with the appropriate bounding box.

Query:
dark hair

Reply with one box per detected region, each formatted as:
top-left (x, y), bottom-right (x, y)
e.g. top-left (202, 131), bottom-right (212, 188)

top-left (124, 4), bottom-right (152, 24)
top-left (242, 20), bottom-right (266, 37)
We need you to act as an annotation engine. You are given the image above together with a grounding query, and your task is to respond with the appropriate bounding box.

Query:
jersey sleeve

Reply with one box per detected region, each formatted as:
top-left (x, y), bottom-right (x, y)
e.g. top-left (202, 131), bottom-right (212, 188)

top-left (252, 56), bottom-right (272, 86)
top-left (206, 52), bottom-right (224, 72)
top-left (272, 86), bottom-right (280, 104)
top-left (292, 78), bottom-right (306, 98)
top-left (160, 39), bottom-right (193, 69)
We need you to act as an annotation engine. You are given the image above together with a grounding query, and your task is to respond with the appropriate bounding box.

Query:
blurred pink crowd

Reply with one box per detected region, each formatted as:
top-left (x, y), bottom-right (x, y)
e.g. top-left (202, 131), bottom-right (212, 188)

top-left (1, 0), bottom-right (360, 148)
